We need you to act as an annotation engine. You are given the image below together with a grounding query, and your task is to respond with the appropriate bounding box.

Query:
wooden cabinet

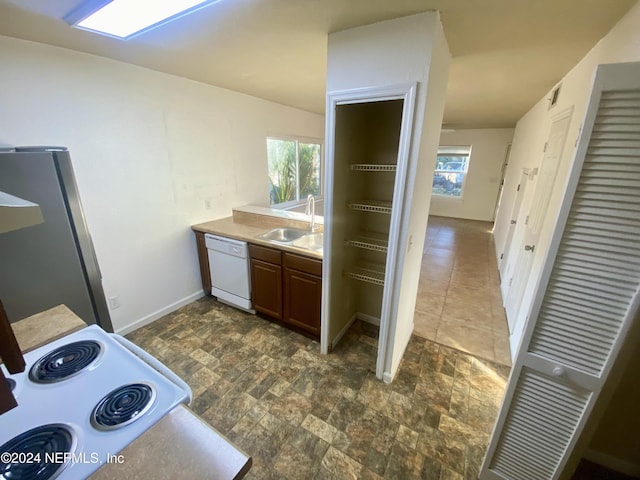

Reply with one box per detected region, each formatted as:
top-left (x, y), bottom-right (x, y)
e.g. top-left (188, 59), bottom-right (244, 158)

top-left (0, 300), bottom-right (23, 414)
top-left (249, 244), bottom-right (283, 320)
top-left (193, 231), bottom-right (212, 294)
top-left (249, 244), bottom-right (322, 338)
top-left (284, 253), bottom-right (322, 336)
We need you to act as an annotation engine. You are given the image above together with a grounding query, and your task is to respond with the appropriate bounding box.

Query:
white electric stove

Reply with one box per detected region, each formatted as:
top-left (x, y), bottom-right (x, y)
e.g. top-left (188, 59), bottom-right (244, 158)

top-left (0, 325), bottom-right (192, 480)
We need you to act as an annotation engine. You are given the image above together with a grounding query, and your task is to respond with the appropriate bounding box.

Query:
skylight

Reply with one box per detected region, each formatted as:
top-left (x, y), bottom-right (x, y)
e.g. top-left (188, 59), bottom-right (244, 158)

top-left (70, 0), bottom-right (217, 39)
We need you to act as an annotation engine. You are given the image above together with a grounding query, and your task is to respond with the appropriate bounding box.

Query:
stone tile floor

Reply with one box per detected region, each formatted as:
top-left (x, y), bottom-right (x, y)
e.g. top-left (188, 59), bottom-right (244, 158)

top-left (127, 297), bottom-right (511, 479)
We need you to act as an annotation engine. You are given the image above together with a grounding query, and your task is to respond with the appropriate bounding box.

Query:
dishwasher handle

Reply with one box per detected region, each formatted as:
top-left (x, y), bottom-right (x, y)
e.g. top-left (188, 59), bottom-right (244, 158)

top-left (205, 234), bottom-right (248, 259)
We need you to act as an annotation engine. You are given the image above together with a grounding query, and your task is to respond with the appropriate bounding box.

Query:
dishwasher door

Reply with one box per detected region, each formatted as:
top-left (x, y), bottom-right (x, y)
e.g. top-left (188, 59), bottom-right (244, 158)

top-left (205, 234), bottom-right (254, 312)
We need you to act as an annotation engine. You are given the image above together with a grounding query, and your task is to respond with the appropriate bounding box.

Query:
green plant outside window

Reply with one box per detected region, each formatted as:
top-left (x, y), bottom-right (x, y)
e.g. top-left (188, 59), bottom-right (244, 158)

top-left (267, 138), bottom-right (321, 205)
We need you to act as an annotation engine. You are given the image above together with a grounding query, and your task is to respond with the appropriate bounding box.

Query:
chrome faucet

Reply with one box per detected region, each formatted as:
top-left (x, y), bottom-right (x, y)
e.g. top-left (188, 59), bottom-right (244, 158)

top-left (305, 194), bottom-right (318, 232)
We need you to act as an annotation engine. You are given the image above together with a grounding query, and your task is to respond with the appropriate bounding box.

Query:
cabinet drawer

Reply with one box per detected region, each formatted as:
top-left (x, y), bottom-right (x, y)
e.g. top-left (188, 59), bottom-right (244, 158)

top-left (284, 253), bottom-right (322, 277)
top-left (249, 244), bottom-right (282, 265)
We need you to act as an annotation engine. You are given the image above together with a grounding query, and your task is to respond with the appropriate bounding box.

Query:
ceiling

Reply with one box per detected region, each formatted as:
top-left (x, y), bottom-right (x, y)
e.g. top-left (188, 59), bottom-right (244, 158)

top-left (0, 0), bottom-right (635, 128)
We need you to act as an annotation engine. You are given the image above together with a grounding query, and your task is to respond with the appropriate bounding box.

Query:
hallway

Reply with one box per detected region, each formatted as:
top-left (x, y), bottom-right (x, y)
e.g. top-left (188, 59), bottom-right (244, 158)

top-left (413, 216), bottom-right (511, 365)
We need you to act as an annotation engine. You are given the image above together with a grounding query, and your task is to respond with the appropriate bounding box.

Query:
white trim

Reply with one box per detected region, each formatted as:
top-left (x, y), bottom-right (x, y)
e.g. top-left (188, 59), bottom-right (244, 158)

top-left (277, 196), bottom-right (325, 211)
top-left (331, 313), bottom-right (357, 350)
top-left (432, 145), bottom-right (472, 200)
top-left (115, 290), bottom-right (205, 335)
top-left (383, 319), bottom-right (414, 383)
top-left (382, 372), bottom-right (394, 384)
top-left (233, 204), bottom-right (325, 225)
top-left (320, 82), bottom-right (417, 366)
top-left (437, 146), bottom-right (472, 155)
top-left (356, 312), bottom-right (380, 326)
top-left (430, 195), bottom-right (463, 202)
top-left (481, 62), bottom-right (640, 480)
top-left (583, 449), bottom-right (640, 477)
top-left (266, 133), bottom-right (324, 145)
top-left (375, 84), bottom-right (417, 382)
top-left (266, 135), bottom-right (325, 205)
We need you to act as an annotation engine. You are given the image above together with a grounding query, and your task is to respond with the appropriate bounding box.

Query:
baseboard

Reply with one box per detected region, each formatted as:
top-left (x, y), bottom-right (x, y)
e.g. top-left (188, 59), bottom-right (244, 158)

top-left (584, 448), bottom-right (640, 477)
top-left (331, 314), bottom-right (357, 349)
top-left (115, 290), bottom-right (205, 335)
top-left (356, 312), bottom-right (380, 326)
top-left (383, 321), bottom-right (414, 384)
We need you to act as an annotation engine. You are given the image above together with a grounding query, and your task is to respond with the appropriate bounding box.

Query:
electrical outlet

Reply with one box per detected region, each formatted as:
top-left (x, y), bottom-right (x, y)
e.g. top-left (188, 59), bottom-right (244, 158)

top-left (108, 296), bottom-right (121, 310)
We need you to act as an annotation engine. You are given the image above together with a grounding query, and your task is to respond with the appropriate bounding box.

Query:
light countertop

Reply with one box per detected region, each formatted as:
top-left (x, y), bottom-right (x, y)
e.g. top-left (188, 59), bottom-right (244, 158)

top-left (192, 214), bottom-right (323, 260)
top-left (10, 304), bottom-right (86, 354)
top-left (89, 405), bottom-right (251, 480)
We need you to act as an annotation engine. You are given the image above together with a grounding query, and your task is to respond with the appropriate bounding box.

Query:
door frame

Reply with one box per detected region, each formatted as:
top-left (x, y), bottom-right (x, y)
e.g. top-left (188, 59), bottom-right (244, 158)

top-left (492, 143), bottom-right (512, 222)
top-left (481, 61), bottom-right (640, 480)
top-left (321, 83), bottom-right (417, 383)
top-left (499, 166), bottom-right (532, 289)
top-left (504, 105), bottom-right (573, 348)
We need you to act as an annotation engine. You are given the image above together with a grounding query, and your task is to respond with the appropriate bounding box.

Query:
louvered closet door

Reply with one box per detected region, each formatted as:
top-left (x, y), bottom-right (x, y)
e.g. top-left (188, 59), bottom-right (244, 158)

top-left (481, 62), bottom-right (640, 480)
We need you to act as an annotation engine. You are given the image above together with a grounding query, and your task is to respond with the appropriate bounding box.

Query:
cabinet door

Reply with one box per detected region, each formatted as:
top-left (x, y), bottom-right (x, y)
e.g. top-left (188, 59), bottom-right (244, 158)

top-left (250, 259), bottom-right (282, 320)
top-left (194, 231), bottom-right (212, 294)
top-left (284, 267), bottom-right (321, 337)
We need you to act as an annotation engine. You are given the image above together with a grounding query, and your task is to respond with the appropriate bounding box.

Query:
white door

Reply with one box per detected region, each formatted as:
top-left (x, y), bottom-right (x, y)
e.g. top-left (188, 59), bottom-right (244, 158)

top-left (504, 109), bottom-right (572, 333)
top-left (499, 168), bottom-right (531, 294)
top-left (492, 143), bottom-right (512, 222)
top-left (481, 62), bottom-right (640, 480)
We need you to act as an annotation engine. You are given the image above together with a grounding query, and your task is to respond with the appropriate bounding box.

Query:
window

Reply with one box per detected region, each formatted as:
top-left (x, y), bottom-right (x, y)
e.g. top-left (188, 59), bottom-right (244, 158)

top-left (68, 0), bottom-right (220, 40)
top-left (432, 146), bottom-right (472, 198)
top-left (267, 137), bottom-right (322, 206)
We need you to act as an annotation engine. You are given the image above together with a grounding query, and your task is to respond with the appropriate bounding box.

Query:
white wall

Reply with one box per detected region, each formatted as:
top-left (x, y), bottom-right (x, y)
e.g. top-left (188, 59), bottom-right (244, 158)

top-left (0, 35), bottom-right (324, 333)
top-left (494, 1), bottom-right (640, 353)
top-left (430, 129), bottom-right (513, 221)
top-left (326, 12), bottom-right (450, 381)
top-left (391, 17), bottom-right (450, 379)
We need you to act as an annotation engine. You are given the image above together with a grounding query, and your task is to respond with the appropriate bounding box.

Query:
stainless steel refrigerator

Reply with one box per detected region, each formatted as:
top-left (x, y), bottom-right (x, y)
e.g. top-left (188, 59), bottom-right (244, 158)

top-left (0, 146), bottom-right (113, 332)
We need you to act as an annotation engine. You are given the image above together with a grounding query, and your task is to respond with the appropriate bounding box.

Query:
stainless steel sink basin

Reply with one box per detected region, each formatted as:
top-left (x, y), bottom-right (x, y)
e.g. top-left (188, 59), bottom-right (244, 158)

top-left (257, 227), bottom-right (308, 243)
top-left (256, 228), bottom-right (323, 254)
top-left (291, 233), bottom-right (323, 252)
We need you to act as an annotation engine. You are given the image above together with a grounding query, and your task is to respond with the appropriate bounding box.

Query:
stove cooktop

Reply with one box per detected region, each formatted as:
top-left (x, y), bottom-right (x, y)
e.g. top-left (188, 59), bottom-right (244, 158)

top-left (29, 340), bottom-right (102, 384)
top-left (0, 325), bottom-right (191, 480)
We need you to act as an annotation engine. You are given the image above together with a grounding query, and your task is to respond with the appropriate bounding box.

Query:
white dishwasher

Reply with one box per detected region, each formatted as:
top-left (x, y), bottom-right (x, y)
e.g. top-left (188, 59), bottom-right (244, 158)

top-left (205, 234), bottom-right (255, 313)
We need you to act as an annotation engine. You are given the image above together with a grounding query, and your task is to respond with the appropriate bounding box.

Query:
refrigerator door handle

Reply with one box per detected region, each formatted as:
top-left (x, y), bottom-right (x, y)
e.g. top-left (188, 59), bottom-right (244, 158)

top-left (87, 233), bottom-right (102, 279)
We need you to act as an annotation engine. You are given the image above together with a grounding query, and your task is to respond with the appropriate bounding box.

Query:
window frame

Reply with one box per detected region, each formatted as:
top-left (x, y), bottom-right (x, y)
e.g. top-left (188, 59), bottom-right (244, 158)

top-left (266, 135), bottom-right (324, 209)
top-left (432, 145), bottom-right (472, 200)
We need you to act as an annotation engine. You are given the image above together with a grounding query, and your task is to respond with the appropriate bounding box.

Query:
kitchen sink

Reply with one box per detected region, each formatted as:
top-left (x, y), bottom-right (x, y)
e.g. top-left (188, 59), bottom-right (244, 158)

top-left (291, 233), bottom-right (323, 252)
top-left (257, 227), bottom-right (309, 243)
top-left (256, 228), bottom-right (323, 253)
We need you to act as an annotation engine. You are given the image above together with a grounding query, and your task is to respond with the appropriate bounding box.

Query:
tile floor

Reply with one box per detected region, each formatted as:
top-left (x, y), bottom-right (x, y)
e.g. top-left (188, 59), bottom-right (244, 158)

top-left (414, 216), bottom-right (511, 366)
top-left (127, 297), bottom-right (510, 479)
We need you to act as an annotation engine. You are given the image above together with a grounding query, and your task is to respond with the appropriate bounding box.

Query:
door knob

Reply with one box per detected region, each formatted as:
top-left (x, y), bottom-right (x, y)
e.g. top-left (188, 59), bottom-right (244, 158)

top-left (524, 245), bottom-right (535, 252)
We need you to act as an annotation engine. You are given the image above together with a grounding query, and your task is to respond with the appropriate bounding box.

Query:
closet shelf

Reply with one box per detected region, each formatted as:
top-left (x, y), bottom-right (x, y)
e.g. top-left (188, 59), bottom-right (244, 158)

top-left (346, 232), bottom-right (389, 253)
top-left (348, 200), bottom-right (392, 214)
top-left (350, 164), bottom-right (397, 172)
top-left (344, 262), bottom-right (386, 286)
